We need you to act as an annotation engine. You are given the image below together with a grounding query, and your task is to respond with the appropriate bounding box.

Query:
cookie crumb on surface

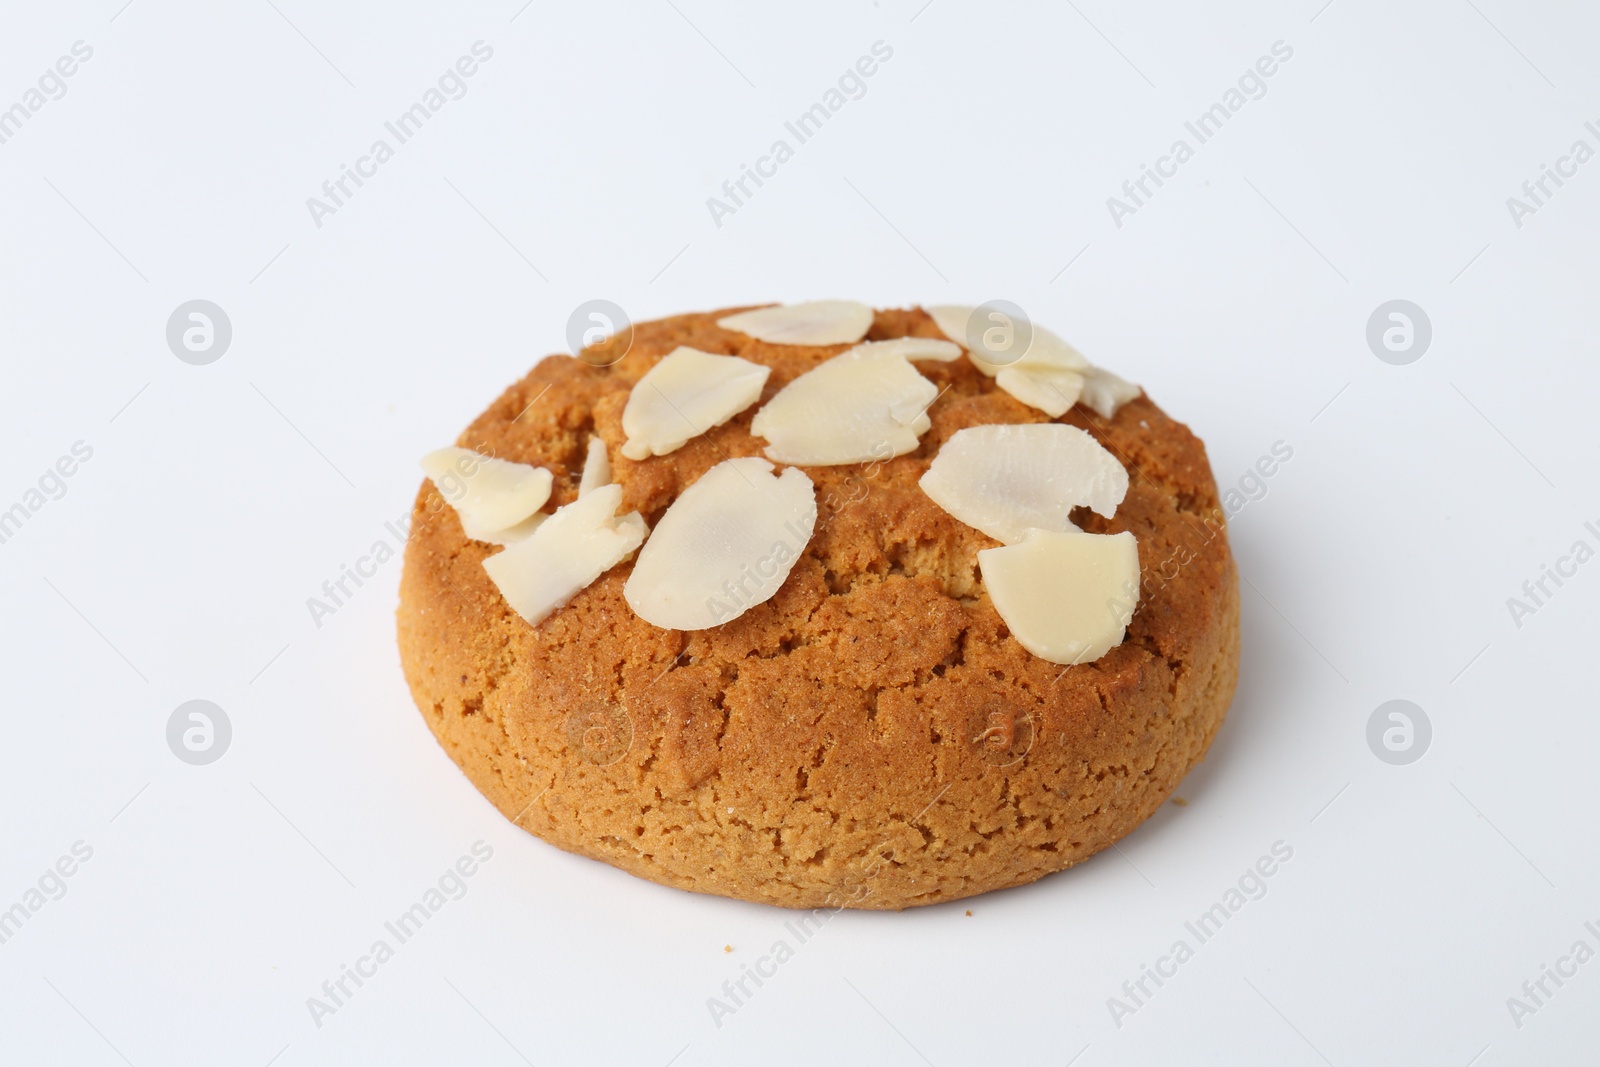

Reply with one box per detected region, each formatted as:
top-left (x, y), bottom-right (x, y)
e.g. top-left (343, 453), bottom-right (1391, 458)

top-left (1172, 796), bottom-right (1189, 806)
top-left (723, 944), bottom-right (732, 953)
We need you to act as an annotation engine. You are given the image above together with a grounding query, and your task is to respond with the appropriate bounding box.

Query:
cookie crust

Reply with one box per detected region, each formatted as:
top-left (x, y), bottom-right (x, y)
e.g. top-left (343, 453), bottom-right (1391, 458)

top-left (397, 307), bottom-right (1239, 910)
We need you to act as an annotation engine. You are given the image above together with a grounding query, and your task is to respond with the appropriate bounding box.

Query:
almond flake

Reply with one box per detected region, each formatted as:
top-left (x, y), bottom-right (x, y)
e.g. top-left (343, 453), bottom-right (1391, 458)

top-left (926, 305), bottom-right (976, 349)
top-left (751, 344), bottom-right (939, 465)
top-left (968, 322), bottom-right (1090, 380)
top-left (624, 457), bottom-right (816, 630)
top-left (716, 300), bottom-right (873, 346)
top-left (474, 512), bottom-right (548, 546)
top-left (578, 436), bottom-right (611, 495)
top-left (1079, 366), bottom-right (1142, 419)
top-left (932, 305), bottom-right (1087, 378)
top-left (919, 423), bottom-right (1129, 544)
top-left (926, 304), bottom-right (1137, 416)
top-left (482, 483), bottom-right (646, 628)
top-left (421, 446), bottom-right (553, 542)
top-left (1018, 326), bottom-right (1092, 372)
top-left (620, 347), bottom-right (769, 461)
top-left (855, 337), bottom-right (962, 362)
top-left (995, 364), bottom-right (1085, 417)
top-left (979, 527), bottom-right (1140, 664)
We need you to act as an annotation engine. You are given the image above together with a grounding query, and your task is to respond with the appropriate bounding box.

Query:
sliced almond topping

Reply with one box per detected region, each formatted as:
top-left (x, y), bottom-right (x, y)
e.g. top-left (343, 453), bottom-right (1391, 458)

top-left (929, 304), bottom-right (1032, 377)
top-left (421, 446), bottom-right (553, 542)
top-left (919, 423), bottom-right (1129, 544)
top-left (624, 457), bottom-right (816, 630)
top-left (474, 511), bottom-right (548, 547)
top-left (1018, 326), bottom-right (1092, 372)
top-left (751, 344), bottom-right (939, 465)
top-left (964, 323), bottom-right (1089, 381)
top-left (854, 337), bottom-right (962, 362)
top-left (979, 527), bottom-right (1140, 664)
top-left (578, 435), bottom-right (611, 495)
top-left (926, 305), bottom-right (976, 349)
top-left (716, 300), bottom-right (873, 346)
top-left (995, 365), bottom-right (1085, 418)
top-left (620, 347), bottom-right (769, 461)
top-left (927, 305), bottom-right (1133, 415)
top-left (1079, 366), bottom-right (1142, 419)
top-left (482, 483), bottom-right (646, 628)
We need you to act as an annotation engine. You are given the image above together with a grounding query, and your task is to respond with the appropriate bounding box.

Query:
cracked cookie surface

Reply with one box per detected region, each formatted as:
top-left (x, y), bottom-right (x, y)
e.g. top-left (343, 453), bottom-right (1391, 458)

top-left (397, 306), bottom-right (1240, 910)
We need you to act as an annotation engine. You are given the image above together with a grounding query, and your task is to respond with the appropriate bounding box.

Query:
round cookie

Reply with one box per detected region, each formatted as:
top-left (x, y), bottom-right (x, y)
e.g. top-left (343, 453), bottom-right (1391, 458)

top-left (397, 305), bottom-right (1239, 910)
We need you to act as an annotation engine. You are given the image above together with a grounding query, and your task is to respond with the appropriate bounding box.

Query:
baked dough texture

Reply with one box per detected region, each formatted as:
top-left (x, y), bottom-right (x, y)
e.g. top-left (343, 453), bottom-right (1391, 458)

top-left (397, 306), bottom-right (1239, 910)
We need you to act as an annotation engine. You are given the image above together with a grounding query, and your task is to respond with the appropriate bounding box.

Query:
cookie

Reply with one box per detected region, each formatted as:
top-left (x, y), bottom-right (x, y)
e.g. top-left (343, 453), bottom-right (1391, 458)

top-left (397, 304), bottom-right (1239, 910)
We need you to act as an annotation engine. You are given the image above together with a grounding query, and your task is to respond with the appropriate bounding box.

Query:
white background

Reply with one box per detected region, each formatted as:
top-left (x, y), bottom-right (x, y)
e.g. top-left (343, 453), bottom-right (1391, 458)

top-left (1, 1), bottom-right (1596, 1063)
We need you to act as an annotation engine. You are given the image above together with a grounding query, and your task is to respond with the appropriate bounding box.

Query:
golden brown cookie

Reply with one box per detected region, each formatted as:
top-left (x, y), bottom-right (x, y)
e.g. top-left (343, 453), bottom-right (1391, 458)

top-left (397, 306), bottom-right (1239, 910)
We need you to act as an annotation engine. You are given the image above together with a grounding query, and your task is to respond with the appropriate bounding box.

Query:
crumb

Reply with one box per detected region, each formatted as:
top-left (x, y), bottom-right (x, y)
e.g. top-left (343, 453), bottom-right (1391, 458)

top-left (1172, 796), bottom-right (1189, 807)
top-left (964, 909), bottom-right (972, 916)
top-left (723, 944), bottom-right (732, 953)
